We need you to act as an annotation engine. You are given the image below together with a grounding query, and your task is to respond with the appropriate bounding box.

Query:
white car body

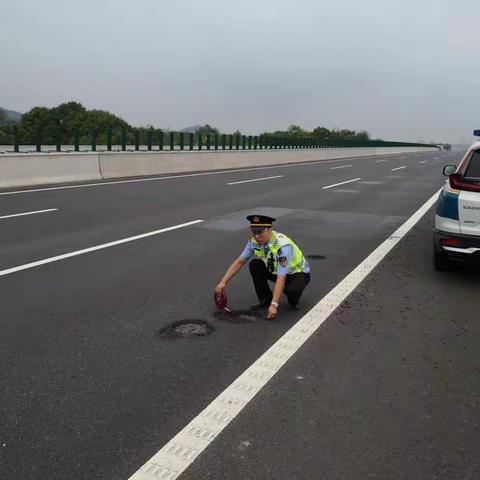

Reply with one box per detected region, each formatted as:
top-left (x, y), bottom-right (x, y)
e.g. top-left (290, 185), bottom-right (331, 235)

top-left (434, 142), bottom-right (480, 267)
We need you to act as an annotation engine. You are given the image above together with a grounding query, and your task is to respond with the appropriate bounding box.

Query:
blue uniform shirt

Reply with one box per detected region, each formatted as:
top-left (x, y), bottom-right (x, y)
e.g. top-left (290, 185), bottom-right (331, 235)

top-left (240, 241), bottom-right (309, 275)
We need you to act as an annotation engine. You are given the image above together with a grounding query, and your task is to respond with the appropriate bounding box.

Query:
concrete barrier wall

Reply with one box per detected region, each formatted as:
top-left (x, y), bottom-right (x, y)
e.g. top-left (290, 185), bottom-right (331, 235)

top-left (0, 153), bottom-right (102, 189)
top-left (99, 146), bottom-right (434, 179)
top-left (0, 147), bottom-right (435, 189)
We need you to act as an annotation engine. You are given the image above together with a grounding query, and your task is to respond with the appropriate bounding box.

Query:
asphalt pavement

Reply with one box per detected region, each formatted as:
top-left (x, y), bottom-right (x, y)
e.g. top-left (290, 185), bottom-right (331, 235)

top-left (185, 206), bottom-right (480, 480)
top-left (2, 149), bottom-right (474, 479)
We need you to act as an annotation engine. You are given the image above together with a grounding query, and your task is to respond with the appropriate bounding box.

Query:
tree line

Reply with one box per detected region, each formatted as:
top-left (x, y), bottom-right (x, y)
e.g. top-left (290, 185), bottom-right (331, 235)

top-left (0, 101), bottom-right (372, 145)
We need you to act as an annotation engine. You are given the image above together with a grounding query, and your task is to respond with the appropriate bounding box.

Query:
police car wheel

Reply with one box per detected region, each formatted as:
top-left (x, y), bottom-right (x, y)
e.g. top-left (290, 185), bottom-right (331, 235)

top-left (433, 248), bottom-right (453, 271)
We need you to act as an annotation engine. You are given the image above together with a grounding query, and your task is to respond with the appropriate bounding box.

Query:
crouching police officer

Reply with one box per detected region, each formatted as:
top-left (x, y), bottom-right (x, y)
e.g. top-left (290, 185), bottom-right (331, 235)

top-left (215, 215), bottom-right (311, 320)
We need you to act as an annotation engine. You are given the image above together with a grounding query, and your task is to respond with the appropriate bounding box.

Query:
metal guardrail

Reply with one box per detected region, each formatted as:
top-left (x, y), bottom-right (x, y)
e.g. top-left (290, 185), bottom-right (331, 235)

top-left (2, 125), bottom-right (435, 154)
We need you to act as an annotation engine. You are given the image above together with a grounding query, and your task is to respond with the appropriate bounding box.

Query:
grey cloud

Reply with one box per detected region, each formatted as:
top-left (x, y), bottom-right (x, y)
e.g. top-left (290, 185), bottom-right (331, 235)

top-left (1, 0), bottom-right (478, 143)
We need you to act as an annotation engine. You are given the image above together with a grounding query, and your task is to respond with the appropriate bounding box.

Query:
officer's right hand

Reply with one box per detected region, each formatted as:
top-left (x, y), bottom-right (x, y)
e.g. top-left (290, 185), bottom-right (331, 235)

top-left (215, 282), bottom-right (226, 295)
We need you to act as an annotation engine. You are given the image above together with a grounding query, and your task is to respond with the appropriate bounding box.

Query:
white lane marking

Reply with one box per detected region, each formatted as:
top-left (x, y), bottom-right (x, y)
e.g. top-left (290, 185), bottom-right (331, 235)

top-left (330, 164), bottom-right (353, 170)
top-left (0, 151), bottom-right (433, 196)
top-left (327, 189), bottom-right (359, 194)
top-left (227, 175), bottom-right (283, 185)
top-left (434, 157), bottom-right (439, 160)
top-left (0, 160), bottom-right (363, 195)
top-left (0, 220), bottom-right (203, 278)
top-left (128, 188), bottom-right (441, 480)
top-left (391, 166), bottom-right (406, 171)
top-left (0, 208), bottom-right (58, 220)
top-left (419, 160), bottom-right (428, 164)
top-left (322, 178), bottom-right (361, 189)
top-left (374, 159), bottom-right (387, 163)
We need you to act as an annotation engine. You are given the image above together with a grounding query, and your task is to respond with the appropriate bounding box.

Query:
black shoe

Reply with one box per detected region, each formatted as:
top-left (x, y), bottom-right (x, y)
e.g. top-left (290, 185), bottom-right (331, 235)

top-left (288, 298), bottom-right (300, 310)
top-left (250, 299), bottom-right (271, 310)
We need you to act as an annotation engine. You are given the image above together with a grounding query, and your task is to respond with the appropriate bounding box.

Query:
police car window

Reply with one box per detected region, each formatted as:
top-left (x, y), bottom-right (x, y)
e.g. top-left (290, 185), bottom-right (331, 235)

top-left (465, 150), bottom-right (480, 178)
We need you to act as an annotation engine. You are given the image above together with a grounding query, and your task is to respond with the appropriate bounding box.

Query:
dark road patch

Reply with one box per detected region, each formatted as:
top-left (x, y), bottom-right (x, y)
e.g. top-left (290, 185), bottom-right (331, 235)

top-left (158, 320), bottom-right (214, 339)
top-left (214, 309), bottom-right (265, 323)
top-left (306, 254), bottom-right (326, 260)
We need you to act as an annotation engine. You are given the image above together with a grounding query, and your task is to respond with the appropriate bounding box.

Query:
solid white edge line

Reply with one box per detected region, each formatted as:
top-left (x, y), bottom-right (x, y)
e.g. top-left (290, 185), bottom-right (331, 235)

top-left (128, 188), bottom-right (442, 480)
top-left (330, 164), bottom-right (353, 170)
top-left (227, 175), bottom-right (283, 185)
top-left (0, 208), bottom-right (58, 220)
top-left (391, 166), bottom-right (406, 171)
top-left (0, 220), bottom-right (204, 278)
top-left (322, 177), bottom-right (361, 189)
top-left (0, 151), bottom-right (433, 196)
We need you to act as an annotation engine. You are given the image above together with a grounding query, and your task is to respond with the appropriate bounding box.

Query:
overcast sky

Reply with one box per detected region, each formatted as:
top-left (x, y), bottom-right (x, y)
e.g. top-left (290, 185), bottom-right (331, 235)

top-left (1, 0), bottom-right (478, 143)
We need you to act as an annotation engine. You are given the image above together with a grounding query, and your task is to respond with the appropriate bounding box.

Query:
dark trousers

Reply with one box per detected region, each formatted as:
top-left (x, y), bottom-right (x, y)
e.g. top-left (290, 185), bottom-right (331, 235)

top-left (249, 258), bottom-right (311, 305)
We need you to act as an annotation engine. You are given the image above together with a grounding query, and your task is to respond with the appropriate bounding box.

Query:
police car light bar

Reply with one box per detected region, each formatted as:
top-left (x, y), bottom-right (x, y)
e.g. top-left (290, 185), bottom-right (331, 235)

top-left (474, 129), bottom-right (480, 136)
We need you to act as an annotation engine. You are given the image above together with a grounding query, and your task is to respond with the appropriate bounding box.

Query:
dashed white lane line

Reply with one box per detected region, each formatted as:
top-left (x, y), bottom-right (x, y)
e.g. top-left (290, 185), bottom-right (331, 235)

top-left (391, 166), bottom-right (406, 171)
top-left (327, 189), bottom-right (359, 194)
top-left (374, 159), bottom-right (387, 163)
top-left (0, 208), bottom-right (58, 220)
top-left (0, 220), bottom-right (203, 278)
top-left (322, 177), bottom-right (361, 189)
top-left (227, 175), bottom-right (283, 185)
top-left (419, 160), bottom-right (428, 164)
top-left (0, 151), bottom-right (436, 196)
top-left (0, 157), bottom-right (379, 196)
top-left (330, 164), bottom-right (353, 170)
top-left (128, 188), bottom-right (442, 480)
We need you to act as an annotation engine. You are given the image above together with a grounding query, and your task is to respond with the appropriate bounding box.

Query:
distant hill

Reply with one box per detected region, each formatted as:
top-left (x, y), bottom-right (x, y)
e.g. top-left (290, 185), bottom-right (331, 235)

top-left (0, 107), bottom-right (22, 122)
top-left (180, 125), bottom-right (203, 133)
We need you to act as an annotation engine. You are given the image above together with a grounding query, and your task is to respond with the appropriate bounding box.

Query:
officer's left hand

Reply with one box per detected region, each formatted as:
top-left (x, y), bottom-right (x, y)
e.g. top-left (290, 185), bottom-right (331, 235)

top-left (267, 304), bottom-right (278, 320)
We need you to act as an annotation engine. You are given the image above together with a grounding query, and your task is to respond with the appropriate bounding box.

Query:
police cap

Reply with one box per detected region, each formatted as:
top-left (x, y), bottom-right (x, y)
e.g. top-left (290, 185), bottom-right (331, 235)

top-left (246, 214), bottom-right (276, 233)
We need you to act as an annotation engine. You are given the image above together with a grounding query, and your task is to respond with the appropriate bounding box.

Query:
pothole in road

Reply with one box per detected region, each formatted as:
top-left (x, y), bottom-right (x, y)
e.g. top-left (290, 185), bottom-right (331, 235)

top-left (214, 309), bottom-right (264, 323)
top-left (307, 254), bottom-right (326, 260)
top-left (158, 320), bottom-right (214, 339)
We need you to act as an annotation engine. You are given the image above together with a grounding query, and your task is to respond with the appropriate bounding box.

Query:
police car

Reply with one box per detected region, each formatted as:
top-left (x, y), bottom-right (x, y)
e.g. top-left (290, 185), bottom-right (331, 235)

top-left (434, 133), bottom-right (480, 270)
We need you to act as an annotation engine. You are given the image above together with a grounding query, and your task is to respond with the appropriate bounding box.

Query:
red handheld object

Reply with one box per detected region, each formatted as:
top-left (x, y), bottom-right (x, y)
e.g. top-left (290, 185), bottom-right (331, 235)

top-left (214, 290), bottom-right (227, 310)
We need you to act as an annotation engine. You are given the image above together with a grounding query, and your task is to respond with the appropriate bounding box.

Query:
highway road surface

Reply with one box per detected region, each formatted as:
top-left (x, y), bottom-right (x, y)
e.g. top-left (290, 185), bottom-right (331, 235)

top-left (2, 149), bottom-right (478, 479)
